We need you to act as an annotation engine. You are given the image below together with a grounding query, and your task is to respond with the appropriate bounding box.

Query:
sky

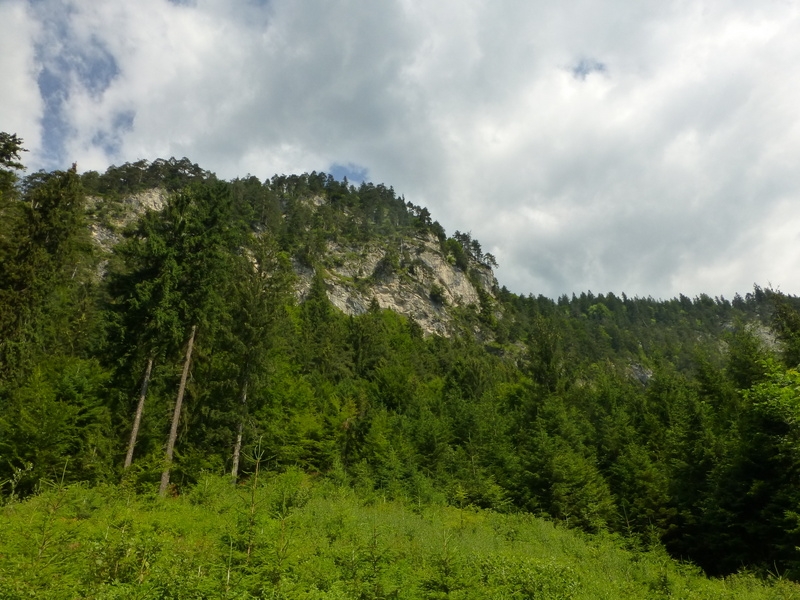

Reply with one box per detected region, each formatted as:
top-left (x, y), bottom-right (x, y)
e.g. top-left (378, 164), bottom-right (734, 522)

top-left (3, 0), bottom-right (800, 301)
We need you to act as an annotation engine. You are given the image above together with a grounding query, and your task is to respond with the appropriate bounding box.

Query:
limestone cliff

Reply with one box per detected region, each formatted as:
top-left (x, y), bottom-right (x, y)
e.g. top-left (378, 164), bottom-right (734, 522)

top-left (88, 188), bottom-right (499, 337)
top-left (296, 231), bottom-right (498, 336)
top-left (87, 188), bottom-right (168, 252)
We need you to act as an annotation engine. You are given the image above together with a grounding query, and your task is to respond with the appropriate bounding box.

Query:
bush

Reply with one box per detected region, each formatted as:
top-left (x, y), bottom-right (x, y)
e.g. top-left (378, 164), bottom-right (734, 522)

top-left (430, 284), bottom-right (446, 305)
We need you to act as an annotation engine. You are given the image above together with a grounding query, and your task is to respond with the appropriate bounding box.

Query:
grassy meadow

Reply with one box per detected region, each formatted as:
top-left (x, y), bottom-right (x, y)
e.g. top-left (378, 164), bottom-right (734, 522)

top-left (1, 470), bottom-right (798, 599)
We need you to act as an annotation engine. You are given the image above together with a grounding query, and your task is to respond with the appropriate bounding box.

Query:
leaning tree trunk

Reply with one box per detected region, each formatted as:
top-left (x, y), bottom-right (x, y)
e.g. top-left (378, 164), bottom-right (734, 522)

top-left (230, 380), bottom-right (249, 482)
top-left (159, 325), bottom-right (197, 496)
top-left (124, 356), bottom-right (154, 469)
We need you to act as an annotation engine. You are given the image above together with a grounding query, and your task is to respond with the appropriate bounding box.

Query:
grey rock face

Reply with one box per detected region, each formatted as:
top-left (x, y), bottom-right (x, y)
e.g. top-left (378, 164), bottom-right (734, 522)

top-left (295, 232), bottom-right (498, 337)
top-left (88, 189), bottom-right (168, 251)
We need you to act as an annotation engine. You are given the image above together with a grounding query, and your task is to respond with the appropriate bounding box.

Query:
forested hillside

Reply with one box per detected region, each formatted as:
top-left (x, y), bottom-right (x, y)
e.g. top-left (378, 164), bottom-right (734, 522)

top-left (3, 132), bottom-right (800, 593)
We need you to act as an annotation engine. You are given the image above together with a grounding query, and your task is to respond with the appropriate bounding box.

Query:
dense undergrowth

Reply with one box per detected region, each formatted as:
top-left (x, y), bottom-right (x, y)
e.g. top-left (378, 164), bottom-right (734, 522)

top-left (2, 470), bottom-right (798, 599)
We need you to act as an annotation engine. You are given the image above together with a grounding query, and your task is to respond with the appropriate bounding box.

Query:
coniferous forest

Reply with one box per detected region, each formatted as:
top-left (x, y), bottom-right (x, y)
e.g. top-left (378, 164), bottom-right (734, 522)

top-left (3, 132), bottom-right (800, 597)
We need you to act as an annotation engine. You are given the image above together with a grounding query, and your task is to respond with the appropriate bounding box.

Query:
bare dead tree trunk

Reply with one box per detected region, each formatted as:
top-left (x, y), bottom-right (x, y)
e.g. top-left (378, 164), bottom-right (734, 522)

top-left (231, 380), bottom-right (248, 482)
top-left (159, 325), bottom-right (196, 497)
top-left (124, 357), bottom-right (153, 469)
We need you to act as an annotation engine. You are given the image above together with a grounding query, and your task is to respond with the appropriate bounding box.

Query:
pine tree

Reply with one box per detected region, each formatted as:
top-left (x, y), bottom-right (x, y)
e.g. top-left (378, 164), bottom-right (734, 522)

top-left (107, 181), bottom-right (245, 488)
top-left (229, 233), bottom-right (294, 480)
top-left (0, 166), bottom-right (92, 379)
top-left (124, 357), bottom-right (153, 469)
top-left (0, 132), bottom-right (26, 199)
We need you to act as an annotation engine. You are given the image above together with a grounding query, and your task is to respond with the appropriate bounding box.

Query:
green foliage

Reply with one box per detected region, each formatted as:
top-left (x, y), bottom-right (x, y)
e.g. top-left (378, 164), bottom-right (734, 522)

top-left (0, 132), bottom-right (26, 171)
top-left (771, 292), bottom-right (800, 368)
top-left (0, 132), bottom-right (26, 199)
top-left (373, 248), bottom-right (401, 280)
top-left (429, 283), bottom-right (446, 305)
top-left (443, 237), bottom-right (469, 271)
top-left (727, 326), bottom-right (770, 389)
top-left (0, 357), bottom-right (113, 494)
top-left (80, 156), bottom-right (214, 198)
top-left (693, 361), bottom-right (800, 576)
top-left (2, 478), bottom-right (796, 598)
top-left (5, 157), bottom-right (800, 585)
top-left (0, 167), bottom-right (95, 378)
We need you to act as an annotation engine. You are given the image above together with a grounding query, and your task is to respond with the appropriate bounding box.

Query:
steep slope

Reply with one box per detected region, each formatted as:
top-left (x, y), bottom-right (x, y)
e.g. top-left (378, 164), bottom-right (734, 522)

top-left (88, 185), bottom-right (499, 337)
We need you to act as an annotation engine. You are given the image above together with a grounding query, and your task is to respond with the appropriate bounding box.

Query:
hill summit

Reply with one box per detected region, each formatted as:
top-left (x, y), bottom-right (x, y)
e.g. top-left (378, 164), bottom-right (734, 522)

top-left (84, 164), bottom-right (501, 338)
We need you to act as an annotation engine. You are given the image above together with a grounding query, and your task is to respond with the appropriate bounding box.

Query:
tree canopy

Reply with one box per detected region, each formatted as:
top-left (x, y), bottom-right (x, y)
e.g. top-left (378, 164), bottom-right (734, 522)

top-left (2, 140), bottom-right (800, 581)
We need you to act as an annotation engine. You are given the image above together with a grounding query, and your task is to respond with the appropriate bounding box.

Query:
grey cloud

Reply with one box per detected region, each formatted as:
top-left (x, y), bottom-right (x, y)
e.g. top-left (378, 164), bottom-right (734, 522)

top-left (15, 0), bottom-right (800, 300)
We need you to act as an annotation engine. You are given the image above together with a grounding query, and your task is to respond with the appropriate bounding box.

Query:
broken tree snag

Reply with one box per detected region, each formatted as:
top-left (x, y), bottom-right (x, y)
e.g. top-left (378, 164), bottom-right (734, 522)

top-left (159, 325), bottom-right (197, 496)
top-left (231, 380), bottom-right (248, 482)
top-left (124, 356), bottom-right (154, 469)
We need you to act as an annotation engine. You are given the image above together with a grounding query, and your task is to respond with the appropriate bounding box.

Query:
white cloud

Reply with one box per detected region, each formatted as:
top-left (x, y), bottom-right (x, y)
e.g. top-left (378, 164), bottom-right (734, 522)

top-left (10, 0), bottom-right (800, 299)
top-left (0, 1), bottom-right (42, 156)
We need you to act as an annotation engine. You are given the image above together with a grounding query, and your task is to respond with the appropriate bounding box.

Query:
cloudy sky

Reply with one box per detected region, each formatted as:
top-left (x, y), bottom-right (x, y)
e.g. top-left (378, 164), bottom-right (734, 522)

top-left (3, 0), bottom-right (800, 300)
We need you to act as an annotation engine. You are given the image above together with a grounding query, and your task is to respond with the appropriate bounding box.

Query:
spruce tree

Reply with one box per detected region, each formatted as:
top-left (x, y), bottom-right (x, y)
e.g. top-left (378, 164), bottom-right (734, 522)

top-left (0, 165), bottom-right (91, 379)
top-left (228, 233), bottom-right (294, 480)
top-left (107, 180), bottom-right (245, 489)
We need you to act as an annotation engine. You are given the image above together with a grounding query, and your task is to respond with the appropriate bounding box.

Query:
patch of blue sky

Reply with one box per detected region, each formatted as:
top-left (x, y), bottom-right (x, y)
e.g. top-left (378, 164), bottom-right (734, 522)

top-left (571, 58), bottom-right (607, 80)
top-left (76, 37), bottom-right (120, 97)
top-left (34, 8), bottom-right (121, 168)
top-left (37, 65), bottom-right (71, 168)
top-left (328, 162), bottom-right (369, 184)
top-left (91, 110), bottom-right (135, 157)
top-left (168, 0), bottom-right (269, 13)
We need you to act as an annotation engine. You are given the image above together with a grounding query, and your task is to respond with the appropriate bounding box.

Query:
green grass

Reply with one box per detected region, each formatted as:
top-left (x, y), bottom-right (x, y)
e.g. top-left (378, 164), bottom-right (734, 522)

top-left (1, 471), bottom-right (797, 599)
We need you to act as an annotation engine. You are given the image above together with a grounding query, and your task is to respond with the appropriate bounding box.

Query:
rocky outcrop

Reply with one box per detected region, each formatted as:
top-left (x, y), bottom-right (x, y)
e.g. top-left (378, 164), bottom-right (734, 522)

top-left (86, 188), bottom-right (499, 337)
top-left (87, 189), bottom-right (168, 277)
top-left (87, 189), bottom-right (168, 251)
top-left (295, 231), bottom-right (498, 336)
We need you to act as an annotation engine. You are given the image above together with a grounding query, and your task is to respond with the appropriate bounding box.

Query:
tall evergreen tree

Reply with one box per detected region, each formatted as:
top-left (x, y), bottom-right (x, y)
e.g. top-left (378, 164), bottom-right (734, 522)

top-left (0, 132), bottom-right (26, 200)
top-left (0, 166), bottom-right (91, 379)
top-left (106, 181), bottom-right (245, 489)
top-left (228, 233), bottom-right (294, 480)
